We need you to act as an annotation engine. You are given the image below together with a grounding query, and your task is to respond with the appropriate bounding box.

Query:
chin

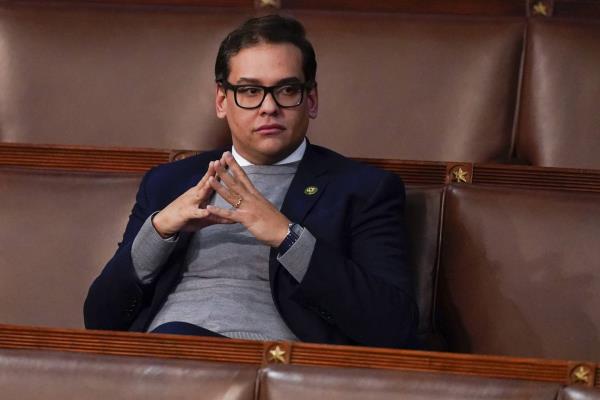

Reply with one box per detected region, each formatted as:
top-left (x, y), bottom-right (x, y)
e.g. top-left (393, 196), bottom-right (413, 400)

top-left (257, 138), bottom-right (290, 152)
top-left (254, 144), bottom-right (293, 164)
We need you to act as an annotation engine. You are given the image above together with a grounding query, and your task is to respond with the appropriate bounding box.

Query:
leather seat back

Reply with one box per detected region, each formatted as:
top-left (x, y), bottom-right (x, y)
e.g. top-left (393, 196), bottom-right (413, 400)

top-left (0, 2), bottom-right (242, 149)
top-left (517, 19), bottom-right (600, 168)
top-left (0, 349), bottom-right (257, 400)
top-left (0, 168), bottom-right (141, 328)
top-left (559, 387), bottom-right (600, 400)
top-left (258, 364), bottom-right (561, 400)
top-left (438, 184), bottom-right (600, 360)
top-left (1, 3), bottom-right (524, 162)
top-left (405, 185), bottom-right (445, 349)
top-left (296, 12), bottom-right (524, 161)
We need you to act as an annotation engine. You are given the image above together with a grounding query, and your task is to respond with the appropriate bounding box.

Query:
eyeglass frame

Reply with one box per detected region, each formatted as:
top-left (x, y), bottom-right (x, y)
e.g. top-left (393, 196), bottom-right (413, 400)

top-left (217, 80), bottom-right (316, 110)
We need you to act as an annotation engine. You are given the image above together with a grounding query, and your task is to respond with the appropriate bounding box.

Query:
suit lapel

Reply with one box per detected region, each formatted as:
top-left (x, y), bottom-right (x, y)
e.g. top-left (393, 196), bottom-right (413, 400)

top-left (270, 144), bottom-right (331, 288)
top-left (280, 144), bottom-right (330, 224)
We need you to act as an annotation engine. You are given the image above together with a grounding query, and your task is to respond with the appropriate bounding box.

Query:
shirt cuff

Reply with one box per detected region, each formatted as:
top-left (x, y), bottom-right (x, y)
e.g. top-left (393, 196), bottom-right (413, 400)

top-left (131, 212), bottom-right (178, 284)
top-left (276, 227), bottom-right (316, 283)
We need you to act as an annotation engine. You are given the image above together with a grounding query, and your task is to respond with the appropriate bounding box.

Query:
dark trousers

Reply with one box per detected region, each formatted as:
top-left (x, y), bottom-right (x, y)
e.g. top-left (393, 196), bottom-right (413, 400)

top-left (151, 321), bottom-right (226, 337)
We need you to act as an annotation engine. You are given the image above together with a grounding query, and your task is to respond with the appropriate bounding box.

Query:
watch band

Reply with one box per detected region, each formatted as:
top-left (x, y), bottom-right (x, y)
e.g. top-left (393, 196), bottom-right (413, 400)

top-left (277, 223), bottom-right (303, 256)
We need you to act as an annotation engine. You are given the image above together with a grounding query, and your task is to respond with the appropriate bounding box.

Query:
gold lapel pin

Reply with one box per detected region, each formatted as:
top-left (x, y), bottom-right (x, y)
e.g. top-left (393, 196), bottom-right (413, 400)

top-left (304, 186), bottom-right (318, 196)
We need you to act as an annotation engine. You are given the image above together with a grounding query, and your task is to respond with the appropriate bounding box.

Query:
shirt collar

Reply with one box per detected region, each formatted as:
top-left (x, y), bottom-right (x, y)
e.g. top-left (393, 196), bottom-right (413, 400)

top-left (231, 138), bottom-right (307, 167)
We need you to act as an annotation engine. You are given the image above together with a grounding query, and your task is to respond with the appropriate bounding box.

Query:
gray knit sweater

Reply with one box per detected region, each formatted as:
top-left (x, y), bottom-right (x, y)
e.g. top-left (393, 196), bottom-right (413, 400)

top-left (131, 162), bottom-right (316, 340)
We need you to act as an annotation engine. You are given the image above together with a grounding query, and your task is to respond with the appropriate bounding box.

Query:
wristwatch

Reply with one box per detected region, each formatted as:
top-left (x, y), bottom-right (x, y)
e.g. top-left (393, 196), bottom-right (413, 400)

top-left (277, 222), bottom-right (303, 256)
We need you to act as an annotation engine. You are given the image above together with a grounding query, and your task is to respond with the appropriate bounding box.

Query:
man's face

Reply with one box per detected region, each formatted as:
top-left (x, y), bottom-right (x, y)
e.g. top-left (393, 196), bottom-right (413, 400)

top-left (216, 42), bottom-right (318, 165)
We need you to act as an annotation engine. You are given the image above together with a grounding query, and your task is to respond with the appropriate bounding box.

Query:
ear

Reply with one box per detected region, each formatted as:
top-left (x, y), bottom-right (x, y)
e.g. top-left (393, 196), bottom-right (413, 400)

top-left (215, 84), bottom-right (228, 119)
top-left (306, 85), bottom-right (319, 119)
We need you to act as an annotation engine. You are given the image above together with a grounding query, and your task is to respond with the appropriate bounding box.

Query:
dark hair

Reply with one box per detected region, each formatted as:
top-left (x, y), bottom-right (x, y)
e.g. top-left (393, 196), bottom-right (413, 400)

top-left (215, 14), bottom-right (317, 84)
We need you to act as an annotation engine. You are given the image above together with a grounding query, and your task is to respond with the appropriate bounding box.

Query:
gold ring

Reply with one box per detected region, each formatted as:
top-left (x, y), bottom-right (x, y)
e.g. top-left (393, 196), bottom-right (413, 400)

top-left (233, 197), bottom-right (243, 208)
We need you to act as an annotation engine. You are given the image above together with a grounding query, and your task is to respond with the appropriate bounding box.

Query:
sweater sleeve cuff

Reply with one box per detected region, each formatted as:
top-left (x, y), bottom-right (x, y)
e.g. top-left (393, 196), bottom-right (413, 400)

top-left (131, 212), bottom-right (179, 284)
top-left (276, 227), bottom-right (316, 283)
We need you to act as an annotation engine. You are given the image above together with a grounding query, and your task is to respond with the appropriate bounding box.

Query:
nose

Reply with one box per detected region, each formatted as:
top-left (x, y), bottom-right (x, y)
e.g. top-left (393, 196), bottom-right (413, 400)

top-left (259, 91), bottom-right (279, 115)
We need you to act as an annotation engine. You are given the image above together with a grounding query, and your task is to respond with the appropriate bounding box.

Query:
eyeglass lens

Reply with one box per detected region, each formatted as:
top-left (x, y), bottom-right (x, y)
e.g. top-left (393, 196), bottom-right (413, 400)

top-left (235, 85), bottom-right (303, 109)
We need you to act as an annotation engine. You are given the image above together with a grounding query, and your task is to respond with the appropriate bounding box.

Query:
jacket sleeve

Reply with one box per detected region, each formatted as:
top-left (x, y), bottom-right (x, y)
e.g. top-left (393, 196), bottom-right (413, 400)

top-left (83, 170), bottom-right (158, 331)
top-left (291, 172), bottom-right (418, 349)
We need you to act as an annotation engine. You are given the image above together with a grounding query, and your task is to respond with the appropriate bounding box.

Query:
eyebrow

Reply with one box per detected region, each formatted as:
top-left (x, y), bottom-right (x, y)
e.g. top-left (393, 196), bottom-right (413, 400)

top-left (235, 77), bottom-right (303, 85)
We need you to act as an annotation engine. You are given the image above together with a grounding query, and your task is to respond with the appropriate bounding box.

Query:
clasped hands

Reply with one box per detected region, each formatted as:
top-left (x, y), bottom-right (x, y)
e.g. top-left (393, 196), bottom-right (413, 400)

top-left (152, 152), bottom-right (290, 248)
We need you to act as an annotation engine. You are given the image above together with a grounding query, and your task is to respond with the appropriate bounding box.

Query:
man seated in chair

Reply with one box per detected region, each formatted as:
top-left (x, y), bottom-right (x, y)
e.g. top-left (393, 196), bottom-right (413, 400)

top-left (84, 14), bottom-right (418, 349)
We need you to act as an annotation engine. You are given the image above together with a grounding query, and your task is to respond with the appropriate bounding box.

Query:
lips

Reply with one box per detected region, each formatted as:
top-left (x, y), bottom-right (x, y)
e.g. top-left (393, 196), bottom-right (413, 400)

top-left (255, 124), bottom-right (286, 135)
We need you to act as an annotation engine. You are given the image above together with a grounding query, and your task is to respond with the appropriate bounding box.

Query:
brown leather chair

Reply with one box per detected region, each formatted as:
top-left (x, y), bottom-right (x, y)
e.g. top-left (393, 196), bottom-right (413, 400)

top-left (258, 364), bottom-right (562, 400)
top-left (0, 165), bottom-right (443, 347)
top-left (0, 348), bottom-right (257, 400)
top-left (0, 2), bottom-right (240, 149)
top-left (0, 2), bottom-right (524, 162)
top-left (0, 168), bottom-right (141, 328)
top-left (2, 348), bottom-right (598, 400)
top-left (294, 12), bottom-right (524, 162)
top-left (517, 19), bottom-right (600, 169)
top-left (437, 184), bottom-right (600, 360)
top-left (559, 386), bottom-right (600, 400)
top-left (405, 185), bottom-right (445, 349)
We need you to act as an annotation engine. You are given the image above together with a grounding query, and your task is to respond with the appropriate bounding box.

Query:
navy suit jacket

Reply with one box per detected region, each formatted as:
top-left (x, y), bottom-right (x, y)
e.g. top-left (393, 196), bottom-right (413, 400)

top-left (84, 144), bottom-right (418, 349)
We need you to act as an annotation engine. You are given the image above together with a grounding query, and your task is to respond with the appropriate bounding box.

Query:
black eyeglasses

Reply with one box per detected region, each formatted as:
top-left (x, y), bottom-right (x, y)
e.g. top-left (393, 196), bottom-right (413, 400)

top-left (219, 80), bottom-right (315, 110)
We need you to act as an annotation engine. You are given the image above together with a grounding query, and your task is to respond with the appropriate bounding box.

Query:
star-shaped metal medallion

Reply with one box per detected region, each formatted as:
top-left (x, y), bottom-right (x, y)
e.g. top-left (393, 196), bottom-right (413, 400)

top-left (533, 2), bottom-right (549, 16)
top-left (268, 345), bottom-right (287, 363)
top-left (452, 167), bottom-right (469, 183)
top-left (571, 365), bottom-right (591, 384)
top-left (259, 0), bottom-right (281, 8)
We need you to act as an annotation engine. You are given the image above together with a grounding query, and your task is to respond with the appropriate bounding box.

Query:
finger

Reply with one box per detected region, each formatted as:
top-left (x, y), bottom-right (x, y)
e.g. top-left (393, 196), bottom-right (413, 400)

top-left (189, 181), bottom-right (213, 207)
top-left (205, 214), bottom-right (236, 225)
top-left (194, 161), bottom-right (215, 188)
top-left (196, 184), bottom-right (214, 207)
top-left (213, 160), bottom-right (244, 194)
top-left (196, 161), bottom-right (215, 187)
top-left (222, 152), bottom-right (255, 192)
top-left (208, 176), bottom-right (241, 206)
top-left (189, 207), bottom-right (210, 219)
top-left (206, 204), bottom-right (242, 223)
top-left (195, 161), bottom-right (216, 188)
top-left (189, 208), bottom-right (233, 224)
